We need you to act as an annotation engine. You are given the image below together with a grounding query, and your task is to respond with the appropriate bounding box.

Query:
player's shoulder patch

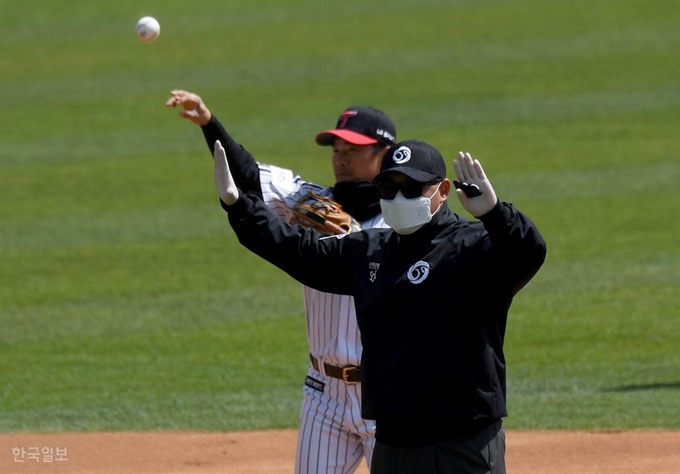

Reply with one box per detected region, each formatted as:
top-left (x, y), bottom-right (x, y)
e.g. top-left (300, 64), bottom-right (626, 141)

top-left (264, 164), bottom-right (297, 193)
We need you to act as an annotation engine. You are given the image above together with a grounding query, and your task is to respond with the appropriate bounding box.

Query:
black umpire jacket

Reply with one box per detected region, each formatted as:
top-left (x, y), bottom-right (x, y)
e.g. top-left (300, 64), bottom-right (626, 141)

top-left (224, 193), bottom-right (547, 447)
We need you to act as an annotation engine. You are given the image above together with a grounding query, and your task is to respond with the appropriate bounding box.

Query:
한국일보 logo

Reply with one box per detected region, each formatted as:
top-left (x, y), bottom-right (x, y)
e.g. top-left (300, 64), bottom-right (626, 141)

top-left (392, 146), bottom-right (411, 164)
top-left (407, 260), bottom-right (430, 284)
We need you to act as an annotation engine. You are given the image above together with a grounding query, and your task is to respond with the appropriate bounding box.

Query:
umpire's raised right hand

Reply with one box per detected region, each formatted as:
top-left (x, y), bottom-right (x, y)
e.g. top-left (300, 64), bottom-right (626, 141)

top-left (213, 141), bottom-right (240, 205)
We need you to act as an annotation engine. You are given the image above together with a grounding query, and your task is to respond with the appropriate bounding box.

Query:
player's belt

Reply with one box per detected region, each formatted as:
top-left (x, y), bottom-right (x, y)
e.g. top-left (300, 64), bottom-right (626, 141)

top-left (310, 354), bottom-right (361, 384)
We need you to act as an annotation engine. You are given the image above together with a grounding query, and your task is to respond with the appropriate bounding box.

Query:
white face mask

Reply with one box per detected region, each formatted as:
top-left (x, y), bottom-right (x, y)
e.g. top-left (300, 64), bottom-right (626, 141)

top-left (380, 182), bottom-right (442, 235)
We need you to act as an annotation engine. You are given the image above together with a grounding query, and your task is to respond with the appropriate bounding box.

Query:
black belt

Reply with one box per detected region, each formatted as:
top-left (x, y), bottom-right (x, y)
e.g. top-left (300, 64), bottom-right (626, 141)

top-left (310, 354), bottom-right (361, 384)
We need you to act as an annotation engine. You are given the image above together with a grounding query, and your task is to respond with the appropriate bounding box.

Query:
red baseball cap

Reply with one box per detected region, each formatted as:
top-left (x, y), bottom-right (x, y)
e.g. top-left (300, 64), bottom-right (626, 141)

top-left (315, 106), bottom-right (396, 147)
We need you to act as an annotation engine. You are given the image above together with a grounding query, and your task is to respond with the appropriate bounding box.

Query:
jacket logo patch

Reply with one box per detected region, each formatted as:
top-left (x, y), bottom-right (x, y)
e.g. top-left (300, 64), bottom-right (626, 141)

top-left (369, 262), bottom-right (380, 282)
top-left (407, 260), bottom-right (430, 284)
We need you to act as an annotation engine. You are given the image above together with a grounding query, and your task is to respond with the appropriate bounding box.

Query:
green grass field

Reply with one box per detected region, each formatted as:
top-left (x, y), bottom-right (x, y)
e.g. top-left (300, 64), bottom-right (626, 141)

top-left (1, 0), bottom-right (678, 432)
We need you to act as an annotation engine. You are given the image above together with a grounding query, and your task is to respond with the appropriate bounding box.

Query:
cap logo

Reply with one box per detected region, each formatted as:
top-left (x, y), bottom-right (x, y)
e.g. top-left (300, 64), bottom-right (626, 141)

top-left (392, 146), bottom-right (411, 164)
top-left (377, 129), bottom-right (395, 143)
top-left (407, 260), bottom-right (430, 284)
top-left (338, 111), bottom-right (358, 128)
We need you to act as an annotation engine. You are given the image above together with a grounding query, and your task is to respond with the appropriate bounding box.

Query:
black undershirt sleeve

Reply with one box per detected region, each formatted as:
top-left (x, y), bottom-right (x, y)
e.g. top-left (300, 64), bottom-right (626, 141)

top-left (200, 115), bottom-right (263, 199)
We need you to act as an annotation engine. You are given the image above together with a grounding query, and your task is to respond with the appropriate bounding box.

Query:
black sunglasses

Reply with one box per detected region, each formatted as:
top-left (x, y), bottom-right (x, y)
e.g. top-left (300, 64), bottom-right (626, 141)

top-left (376, 180), bottom-right (439, 200)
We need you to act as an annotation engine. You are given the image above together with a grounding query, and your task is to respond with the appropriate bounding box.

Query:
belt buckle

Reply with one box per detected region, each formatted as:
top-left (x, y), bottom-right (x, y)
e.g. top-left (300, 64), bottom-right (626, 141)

top-left (342, 366), bottom-right (359, 385)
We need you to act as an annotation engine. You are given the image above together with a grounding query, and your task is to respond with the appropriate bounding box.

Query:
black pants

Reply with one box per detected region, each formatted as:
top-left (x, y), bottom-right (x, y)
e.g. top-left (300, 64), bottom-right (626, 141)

top-left (371, 419), bottom-right (505, 474)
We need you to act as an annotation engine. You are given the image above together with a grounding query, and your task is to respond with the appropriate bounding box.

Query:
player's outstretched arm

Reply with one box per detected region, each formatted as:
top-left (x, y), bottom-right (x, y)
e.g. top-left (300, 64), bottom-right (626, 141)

top-left (165, 90), bottom-right (212, 126)
top-left (452, 152), bottom-right (498, 218)
top-left (167, 90), bottom-right (263, 199)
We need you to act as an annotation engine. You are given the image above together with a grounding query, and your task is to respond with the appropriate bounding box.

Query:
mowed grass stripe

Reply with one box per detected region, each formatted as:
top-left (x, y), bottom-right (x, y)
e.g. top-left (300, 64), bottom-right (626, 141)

top-left (0, 283), bottom-right (305, 343)
top-left (1, 160), bottom-right (676, 250)
top-left (2, 83), bottom-right (677, 168)
top-left (4, 25), bottom-right (677, 109)
top-left (0, 236), bottom-right (293, 306)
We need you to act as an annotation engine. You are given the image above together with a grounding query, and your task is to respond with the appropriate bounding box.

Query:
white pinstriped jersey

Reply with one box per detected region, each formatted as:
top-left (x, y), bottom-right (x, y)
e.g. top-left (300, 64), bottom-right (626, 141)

top-left (259, 163), bottom-right (387, 367)
top-left (261, 162), bottom-right (384, 473)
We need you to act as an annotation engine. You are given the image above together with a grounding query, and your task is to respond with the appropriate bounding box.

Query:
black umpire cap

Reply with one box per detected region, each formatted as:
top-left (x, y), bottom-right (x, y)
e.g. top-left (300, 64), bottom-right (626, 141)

top-left (373, 139), bottom-right (447, 184)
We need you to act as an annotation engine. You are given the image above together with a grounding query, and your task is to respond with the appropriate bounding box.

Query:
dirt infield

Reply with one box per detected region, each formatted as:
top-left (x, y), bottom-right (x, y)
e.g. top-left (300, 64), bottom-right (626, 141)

top-left (1, 429), bottom-right (678, 473)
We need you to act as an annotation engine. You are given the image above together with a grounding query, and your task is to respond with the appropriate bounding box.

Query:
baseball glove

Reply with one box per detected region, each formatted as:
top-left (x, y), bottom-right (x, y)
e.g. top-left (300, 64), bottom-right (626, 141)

top-left (288, 191), bottom-right (361, 235)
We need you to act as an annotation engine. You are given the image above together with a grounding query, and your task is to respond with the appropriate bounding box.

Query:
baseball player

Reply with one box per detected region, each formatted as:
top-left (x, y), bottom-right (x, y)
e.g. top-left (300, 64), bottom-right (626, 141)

top-left (166, 90), bottom-right (396, 473)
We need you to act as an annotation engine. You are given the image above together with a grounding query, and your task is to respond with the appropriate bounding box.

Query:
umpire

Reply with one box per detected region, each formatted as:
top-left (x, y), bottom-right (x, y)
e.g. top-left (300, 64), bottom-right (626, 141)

top-left (213, 139), bottom-right (547, 474)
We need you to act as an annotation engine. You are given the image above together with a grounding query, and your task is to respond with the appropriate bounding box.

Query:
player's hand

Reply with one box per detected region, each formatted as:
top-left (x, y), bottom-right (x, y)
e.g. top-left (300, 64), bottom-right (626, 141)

top-left (452, 152), bottom-right (497, 217)
top-left (213, 141), bottom-right (240, 205)
top-left (165, 90), bottom-right (212, 126)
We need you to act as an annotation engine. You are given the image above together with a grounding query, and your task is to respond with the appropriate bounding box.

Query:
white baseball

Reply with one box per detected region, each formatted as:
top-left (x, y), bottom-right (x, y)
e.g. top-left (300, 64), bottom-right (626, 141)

top-left (136, 16), bottom-right (160, 42)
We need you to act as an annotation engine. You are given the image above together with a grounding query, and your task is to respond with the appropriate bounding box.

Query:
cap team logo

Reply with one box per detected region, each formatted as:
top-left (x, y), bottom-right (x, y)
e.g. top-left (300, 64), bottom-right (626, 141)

top-left (338, 111), bottom-right (358, 128)
top-left (392, 146), bottom-right (411, 164)
top-left (407, 260), bottom-right (430, 284)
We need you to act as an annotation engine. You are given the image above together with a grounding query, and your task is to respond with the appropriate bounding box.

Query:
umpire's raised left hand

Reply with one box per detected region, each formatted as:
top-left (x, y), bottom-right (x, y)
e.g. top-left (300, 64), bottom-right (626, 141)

top-left (453, 152), bottom-right (498, 217)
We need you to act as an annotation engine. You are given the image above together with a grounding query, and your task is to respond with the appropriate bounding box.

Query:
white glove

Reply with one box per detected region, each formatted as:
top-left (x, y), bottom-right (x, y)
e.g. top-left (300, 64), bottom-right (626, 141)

top-left (452, 151), bottom-right (497, 217)
top-left (213, 140), bottom-right (239, 205)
